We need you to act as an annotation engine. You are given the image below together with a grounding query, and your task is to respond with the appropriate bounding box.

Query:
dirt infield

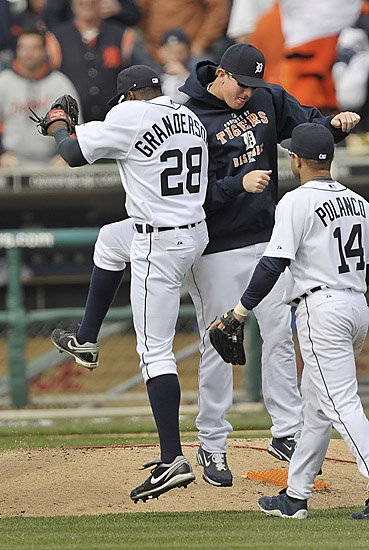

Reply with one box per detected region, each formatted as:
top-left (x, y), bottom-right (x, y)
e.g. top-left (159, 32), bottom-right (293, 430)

top-left (0, 438), bottom-right (365, 518)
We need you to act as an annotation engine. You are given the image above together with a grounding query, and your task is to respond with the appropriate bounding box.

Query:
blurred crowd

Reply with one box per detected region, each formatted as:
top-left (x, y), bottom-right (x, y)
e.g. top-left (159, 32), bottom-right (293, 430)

top-left (1, 0), bottom-right (369, 167)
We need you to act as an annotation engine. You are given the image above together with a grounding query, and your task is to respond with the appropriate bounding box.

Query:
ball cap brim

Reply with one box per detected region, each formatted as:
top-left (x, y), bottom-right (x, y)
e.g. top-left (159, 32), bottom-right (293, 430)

top-left (107, 65), bottom-right (162, 107)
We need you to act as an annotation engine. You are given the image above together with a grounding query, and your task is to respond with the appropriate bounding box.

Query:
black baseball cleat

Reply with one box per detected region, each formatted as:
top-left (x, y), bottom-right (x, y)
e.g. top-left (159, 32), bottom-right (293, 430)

top-left (196, 445), bottom-right (233, 487)
top-left (267, 432), bottom-right (300, 462)
top-left (130, 455), bottom-right (195, 503)
top-left (51, 328), bottom-right (99, 371)
top-left (350, 498), bottom-right (369, 519)
top-left (258, 488), bottom-right (308, 519)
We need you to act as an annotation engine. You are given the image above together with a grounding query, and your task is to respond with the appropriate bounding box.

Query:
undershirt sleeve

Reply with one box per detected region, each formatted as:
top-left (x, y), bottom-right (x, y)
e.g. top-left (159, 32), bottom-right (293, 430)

top-left (53, 127), bottom-right (88, 167)
top-left (240, 256), bottom-right (290, 310)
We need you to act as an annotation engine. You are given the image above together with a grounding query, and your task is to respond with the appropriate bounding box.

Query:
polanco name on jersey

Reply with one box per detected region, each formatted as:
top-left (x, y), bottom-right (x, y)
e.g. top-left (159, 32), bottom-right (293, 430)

top-left (315, 195), bottom-right (367, 227)
top-left (135, 112), bottom-right (207, 158)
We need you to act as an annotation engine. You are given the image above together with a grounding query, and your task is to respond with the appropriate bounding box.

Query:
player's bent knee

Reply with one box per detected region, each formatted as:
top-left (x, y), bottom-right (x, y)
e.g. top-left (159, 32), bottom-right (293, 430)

top-left (97, 223), bottom-right (116, 246)
top-left (141, 361), bottom-right (178, 384)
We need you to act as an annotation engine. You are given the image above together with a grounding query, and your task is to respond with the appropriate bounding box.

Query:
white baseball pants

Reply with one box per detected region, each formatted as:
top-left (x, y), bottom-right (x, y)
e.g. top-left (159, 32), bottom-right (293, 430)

top-left (186, 243), bottom-right (304, 452)
top-left (94, 218), bottom-right (208, 383)
top-left (286, 288), bottom-right (369, 500)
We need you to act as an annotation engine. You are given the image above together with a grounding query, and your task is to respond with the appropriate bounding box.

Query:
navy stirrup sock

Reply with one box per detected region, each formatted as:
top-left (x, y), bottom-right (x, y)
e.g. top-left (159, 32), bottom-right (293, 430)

top-left (77, 265), bottom-right (124, 343)
top-left (147, 374), bottom-right (182, 463)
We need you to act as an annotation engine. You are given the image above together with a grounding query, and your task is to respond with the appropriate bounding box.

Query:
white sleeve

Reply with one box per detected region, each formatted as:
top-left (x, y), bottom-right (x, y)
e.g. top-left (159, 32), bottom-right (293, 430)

top-left (264, 190), bottom-right (307, 260)
top-left (75, 104), bottom-right (142, 164)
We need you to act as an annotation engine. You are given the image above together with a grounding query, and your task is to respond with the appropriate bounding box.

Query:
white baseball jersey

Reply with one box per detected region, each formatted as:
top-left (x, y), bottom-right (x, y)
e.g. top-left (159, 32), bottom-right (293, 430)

top-left (263, 177), bottom-right (369, 502)
top-left (264, 178), bottom-right (369, 304)
top-left (76, 96), bottom-right (208, 227)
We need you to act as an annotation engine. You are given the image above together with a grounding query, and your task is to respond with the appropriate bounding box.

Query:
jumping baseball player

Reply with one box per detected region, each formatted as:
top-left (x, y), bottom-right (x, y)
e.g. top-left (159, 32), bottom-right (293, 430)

top-left (33, 65), bottom-right (209, 502)
top-left (211, 123), bottom-right (369, 519)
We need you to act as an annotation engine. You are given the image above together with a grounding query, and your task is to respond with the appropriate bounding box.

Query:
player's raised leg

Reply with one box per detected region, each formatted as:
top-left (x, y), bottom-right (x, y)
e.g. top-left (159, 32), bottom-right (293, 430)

top-left (130, 224), bottom-right (208, 502)
top-left (50, 219), bottom-right (134, 369)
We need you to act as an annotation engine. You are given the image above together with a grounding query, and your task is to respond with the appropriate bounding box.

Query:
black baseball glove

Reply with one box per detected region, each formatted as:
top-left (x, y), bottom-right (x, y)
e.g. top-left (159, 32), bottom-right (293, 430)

top-left (29, 94), bottom-right (79, 136)
top-left (209, 310), bottom-right (246, 365)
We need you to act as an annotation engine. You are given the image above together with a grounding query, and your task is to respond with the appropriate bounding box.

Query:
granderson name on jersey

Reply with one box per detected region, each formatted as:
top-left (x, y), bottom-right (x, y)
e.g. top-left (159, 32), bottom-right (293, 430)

top-left (135, 112), bottom-right (207, 158)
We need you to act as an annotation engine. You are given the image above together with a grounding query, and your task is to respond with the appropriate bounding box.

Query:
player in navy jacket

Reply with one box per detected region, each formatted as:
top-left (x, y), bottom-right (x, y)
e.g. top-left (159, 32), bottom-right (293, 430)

top-left (179, 43), bottom-right (360, 487)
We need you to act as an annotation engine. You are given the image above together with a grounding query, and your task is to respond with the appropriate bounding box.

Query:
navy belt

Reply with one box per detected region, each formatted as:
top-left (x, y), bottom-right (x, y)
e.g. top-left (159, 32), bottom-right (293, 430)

top-left (293, 285), bottom-right (326, 306)
top-left (135, 221), bottom-right (202, 233)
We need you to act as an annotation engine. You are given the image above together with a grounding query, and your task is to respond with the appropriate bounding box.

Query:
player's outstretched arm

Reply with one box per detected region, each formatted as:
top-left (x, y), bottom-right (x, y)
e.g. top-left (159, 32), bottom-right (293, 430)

top-left (52, 128), bottom-right (88, 167)
top-left (330, 111), bottom-right (361, 133)
top-left (29, 95), bottom-right (88, 167)
top-left (29, 94), bottom-right (79, 136)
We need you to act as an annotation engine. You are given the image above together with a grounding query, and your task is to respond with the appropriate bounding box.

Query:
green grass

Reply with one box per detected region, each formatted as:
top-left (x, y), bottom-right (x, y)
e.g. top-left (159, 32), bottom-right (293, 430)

top-left (0, 510), bottom-right (368, 550)
top-left (0, 410), bottom-right (274, 450)
top-left (0, 408), bottom-right (345, 450)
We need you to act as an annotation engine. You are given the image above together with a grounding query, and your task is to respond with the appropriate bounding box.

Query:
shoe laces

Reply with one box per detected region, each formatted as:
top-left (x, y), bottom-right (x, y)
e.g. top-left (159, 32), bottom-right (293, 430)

top-left (211, 453), bottom-right (227, 471)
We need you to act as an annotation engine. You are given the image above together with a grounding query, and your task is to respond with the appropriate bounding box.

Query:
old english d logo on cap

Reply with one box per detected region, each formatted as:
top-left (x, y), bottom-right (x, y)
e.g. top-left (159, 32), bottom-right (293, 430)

top-left (255, 62), bottom-right (263, 74)
top-left (219, 43), bottom-right (269, 88)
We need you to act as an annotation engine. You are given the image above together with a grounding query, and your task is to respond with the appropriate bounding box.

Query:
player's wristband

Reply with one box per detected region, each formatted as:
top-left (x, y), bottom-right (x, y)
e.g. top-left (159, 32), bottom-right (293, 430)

top-left (233, 301), bottom-right (250, 318)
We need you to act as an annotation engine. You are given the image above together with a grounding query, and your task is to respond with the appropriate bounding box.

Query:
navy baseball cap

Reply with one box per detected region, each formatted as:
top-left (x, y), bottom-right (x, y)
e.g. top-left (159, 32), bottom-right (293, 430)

top-left (107, 65), bottom-right (162, 106)
top-left (280, 123), bottom-right (335, 160)
top-left (219, 43), bottom-right (269, 88)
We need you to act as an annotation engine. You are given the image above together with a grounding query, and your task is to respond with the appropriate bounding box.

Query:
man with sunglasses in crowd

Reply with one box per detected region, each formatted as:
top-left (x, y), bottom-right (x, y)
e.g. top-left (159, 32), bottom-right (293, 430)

top-left (179, 43), bottom-right (360, 487)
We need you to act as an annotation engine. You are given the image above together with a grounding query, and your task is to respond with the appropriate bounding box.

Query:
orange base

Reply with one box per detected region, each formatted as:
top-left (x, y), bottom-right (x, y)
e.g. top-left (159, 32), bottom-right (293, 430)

top-left (242, 469), bottom-right (330, 491)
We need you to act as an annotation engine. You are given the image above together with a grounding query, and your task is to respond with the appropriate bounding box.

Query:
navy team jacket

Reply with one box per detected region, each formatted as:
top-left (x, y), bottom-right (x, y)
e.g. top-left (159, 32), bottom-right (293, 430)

top-left (180, 61), bottom-right (348, 255)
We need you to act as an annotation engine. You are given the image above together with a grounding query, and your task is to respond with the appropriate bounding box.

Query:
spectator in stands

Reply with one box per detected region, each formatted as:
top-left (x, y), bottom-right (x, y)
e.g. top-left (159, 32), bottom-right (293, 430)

top-left (42, 0), bottom-right (140, 31)
top-left (157, 29), bottom-right (192, 104)
top-left (0, 0), bottom-right (49, 71)
top-left (0, 29), bottom-right (80, 167)
top-left (0, 0), bottom-right (12, 49)
top-left (12, 0), bottom-right (48, 33)
top-left (278, 0), bottom-right (364, 114)
top-left (46, 0), bottom-right (147, 122)
top-left (0, 0), bottom-right (17, 69)
top-left (136, 0), bottom-right (231, 64)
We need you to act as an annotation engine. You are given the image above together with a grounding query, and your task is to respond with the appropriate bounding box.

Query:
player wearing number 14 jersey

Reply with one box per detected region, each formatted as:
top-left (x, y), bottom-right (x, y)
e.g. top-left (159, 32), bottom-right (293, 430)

top-left (43, 65), bottom-right (209, 502)
top-left (221, 123), bottom-right (369, 519)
